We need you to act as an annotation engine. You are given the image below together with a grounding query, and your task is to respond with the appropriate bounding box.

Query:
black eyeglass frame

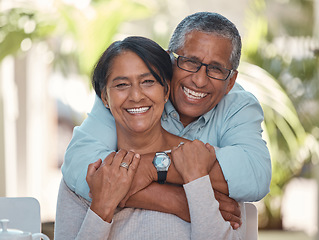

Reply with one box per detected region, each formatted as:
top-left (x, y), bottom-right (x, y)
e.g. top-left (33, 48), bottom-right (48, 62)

top-left (171, 52), bottom-right (234, 81)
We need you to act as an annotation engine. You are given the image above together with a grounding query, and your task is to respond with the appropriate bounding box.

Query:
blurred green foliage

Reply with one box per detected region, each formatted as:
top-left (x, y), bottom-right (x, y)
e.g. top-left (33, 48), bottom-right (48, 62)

top-left (242, 0), bottom-right (319, 229)
top-left (0, 0), bottom-right (151, 77)
top-left (0, 7), bottom-right (56, 62)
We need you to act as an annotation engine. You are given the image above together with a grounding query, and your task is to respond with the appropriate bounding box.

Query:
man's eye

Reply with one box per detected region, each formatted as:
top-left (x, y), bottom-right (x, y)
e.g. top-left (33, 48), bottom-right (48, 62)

top-left (184, 59), bottom-right (198, 65)
top-left (208, 65), bottom-right (224, 73)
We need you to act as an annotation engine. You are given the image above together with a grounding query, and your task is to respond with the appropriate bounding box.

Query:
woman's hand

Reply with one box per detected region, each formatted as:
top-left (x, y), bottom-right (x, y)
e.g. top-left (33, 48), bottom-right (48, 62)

top-left (171, 140), bottom-right (216, 184)
top-left (119, 152), bottom-right (158, 207)
top-left (86, 150), bottom-right (140, 223)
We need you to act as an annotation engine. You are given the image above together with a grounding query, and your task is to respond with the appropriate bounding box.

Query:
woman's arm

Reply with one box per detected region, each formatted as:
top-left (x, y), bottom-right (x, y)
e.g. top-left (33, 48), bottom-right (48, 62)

top-left (172, 141), bottom-right (245, 239)
top-left (55, 179), bottom-right (112, 240)
top-left (184, 176), bottom-right (245, 240)
top-left (55, 151), bottom-right (140, 240)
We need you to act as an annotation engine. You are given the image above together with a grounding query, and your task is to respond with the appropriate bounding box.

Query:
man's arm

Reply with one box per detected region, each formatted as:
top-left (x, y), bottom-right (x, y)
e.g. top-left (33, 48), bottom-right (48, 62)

top-left (125, 183), bottom-right (190, 222)
top-left (124, 182), bottom-right (241, 228)
top-left (62, 96), bottom-right (117, 200)
top-left (214, 84), bottom-right (272, 201)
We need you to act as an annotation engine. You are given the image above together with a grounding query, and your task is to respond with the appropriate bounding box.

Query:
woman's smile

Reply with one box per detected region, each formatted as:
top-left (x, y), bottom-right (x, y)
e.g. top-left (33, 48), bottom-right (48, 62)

top-left (104, 51), bottom-right (168, 134)
top-left (126, 106), bottom-right (151, 114)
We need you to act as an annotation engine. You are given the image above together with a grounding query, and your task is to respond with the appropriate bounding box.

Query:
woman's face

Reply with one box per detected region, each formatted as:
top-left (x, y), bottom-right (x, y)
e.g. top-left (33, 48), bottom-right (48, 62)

top-left (102, 51), bottom-right (169, 134)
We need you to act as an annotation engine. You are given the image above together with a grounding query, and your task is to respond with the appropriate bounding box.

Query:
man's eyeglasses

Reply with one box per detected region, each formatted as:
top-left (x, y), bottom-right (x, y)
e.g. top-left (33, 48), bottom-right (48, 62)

top-left (171, 52), bottom-right (233, 81)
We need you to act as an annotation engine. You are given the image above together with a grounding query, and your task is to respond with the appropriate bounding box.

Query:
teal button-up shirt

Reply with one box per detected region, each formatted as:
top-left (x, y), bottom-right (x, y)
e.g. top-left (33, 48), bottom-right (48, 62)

top-left (62, 82), bottom-right (271, 202)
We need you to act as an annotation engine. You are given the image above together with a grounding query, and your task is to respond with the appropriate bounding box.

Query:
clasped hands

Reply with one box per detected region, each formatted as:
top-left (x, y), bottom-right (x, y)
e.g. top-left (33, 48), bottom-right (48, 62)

top-left (86, 140), bottom-right (242, 229)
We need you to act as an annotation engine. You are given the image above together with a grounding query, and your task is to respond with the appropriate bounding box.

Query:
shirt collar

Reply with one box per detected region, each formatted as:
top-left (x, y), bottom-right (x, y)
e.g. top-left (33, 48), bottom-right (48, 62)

top-left (163, 99), bottom-right (176, 115)
top-left (162, 99), bottom-right (216, 125)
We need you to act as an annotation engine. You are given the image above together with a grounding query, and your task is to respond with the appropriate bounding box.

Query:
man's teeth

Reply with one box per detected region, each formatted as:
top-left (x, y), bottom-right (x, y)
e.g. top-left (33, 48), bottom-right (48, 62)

top-left (183, 87), bottom-right (207, 99)
top-left (127, 107), bottom-right (150, 114)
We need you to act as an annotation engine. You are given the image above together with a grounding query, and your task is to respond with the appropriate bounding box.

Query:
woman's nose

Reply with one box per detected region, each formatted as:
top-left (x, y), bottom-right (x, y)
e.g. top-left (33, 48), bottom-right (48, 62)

top-left (129, 85), bottom-right (145, 102)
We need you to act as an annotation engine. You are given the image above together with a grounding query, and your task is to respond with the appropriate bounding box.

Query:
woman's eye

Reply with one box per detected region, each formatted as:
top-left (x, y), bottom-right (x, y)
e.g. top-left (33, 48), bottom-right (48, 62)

top-left (115, 83), bottom-right (130, 89)
top-left (142, 80), bottom-right (155, 86)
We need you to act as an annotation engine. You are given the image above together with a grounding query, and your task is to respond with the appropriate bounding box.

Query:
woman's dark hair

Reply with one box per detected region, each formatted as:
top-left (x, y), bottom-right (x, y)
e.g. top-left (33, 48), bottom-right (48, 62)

top-left (92, 36), bottom-right (172, 98)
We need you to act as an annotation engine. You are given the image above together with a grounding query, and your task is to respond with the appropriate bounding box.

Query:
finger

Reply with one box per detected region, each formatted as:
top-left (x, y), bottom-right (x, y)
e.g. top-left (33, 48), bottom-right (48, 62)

top-left (192, 139), bottom-right (206, 148)
top-left (219, 204), bottom-right (241, 218)
top-left (214, 190), bottom-right (238, 204)
top-left (123, 151), bottom-right (136, 166)
top-left (87, 159), bottom-right (102, 177)
top-left (127, 153), bottom-right (140, 177)
top-left (220, 210), bottom-right (242, 227)
top-left (118, 199), bottom-right (126, 208)
top-left (205, 143), bottom-right (215, 153)
top-left (112, 149), bottom-right (128, 166)
top-left (103, 152), bottom-right (116, 165)
top-left (230, 222), bottom-right (240, 230)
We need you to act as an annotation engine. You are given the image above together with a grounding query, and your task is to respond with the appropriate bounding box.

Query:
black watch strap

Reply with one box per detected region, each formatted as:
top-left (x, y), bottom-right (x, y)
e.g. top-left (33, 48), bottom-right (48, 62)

top-left (157, 171), bottom-right (167, 184)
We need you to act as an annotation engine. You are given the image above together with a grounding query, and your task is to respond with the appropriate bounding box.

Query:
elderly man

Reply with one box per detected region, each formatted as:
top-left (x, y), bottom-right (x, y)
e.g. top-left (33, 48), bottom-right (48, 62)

top-left (62, 11), bottom-right (271, 227)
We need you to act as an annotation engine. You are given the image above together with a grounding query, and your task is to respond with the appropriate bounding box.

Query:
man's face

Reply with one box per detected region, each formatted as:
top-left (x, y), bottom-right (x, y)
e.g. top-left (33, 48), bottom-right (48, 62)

top-left (170, 31), bottom-right (237, 126)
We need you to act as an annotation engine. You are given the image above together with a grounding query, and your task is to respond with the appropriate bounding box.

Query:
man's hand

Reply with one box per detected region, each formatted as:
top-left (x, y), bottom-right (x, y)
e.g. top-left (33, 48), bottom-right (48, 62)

top-left (214, 190), bottom-right (242, 229)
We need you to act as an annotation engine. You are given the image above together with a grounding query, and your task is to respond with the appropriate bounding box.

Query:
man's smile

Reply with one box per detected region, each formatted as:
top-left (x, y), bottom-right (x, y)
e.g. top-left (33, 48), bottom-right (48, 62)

top-left (183, 86), bottom-right (208, 100)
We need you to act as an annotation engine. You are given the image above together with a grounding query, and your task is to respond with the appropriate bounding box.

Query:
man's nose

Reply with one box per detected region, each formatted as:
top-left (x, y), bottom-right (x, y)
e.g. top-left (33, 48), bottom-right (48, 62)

top-left (191, 65), bottom-right (209, 88)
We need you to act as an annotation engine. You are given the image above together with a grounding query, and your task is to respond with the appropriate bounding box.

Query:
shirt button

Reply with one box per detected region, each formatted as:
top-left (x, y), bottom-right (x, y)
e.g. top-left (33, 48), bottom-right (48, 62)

top-left (173, 113), bottom-right (177, 118)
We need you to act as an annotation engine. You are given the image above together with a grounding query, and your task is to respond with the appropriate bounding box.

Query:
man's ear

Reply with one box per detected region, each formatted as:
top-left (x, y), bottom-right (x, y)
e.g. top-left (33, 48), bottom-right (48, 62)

top-left (101, 91), bottom-right (109, 108)
top-left (225, 70), bottom-right (237, 94)
top-left (166, 50), bottom-right (175, 64)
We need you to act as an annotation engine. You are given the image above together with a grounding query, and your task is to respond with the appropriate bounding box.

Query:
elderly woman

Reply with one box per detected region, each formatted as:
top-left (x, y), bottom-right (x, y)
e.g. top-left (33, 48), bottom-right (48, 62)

top-left (54, 36), bottom-right (246, 239)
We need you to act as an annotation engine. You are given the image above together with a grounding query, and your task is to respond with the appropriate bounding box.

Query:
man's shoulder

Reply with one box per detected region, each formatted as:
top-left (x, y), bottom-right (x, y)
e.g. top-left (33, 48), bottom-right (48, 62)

top-left (223, 82), bottom-right (259, 104)
top-left (214, 82), bottom-right (261, 118)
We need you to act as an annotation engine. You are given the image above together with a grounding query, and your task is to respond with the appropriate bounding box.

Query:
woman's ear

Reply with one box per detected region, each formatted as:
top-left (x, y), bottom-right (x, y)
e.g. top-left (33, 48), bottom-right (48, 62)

top-left (101, 91), bottom-right (109, 108)
top-left (164, 81), bottom-right (170, 102)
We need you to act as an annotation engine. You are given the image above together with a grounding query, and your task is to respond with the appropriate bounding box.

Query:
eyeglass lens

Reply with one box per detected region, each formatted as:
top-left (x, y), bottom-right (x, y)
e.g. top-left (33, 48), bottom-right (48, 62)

top-left (177, 56), bottom-right (231, 80)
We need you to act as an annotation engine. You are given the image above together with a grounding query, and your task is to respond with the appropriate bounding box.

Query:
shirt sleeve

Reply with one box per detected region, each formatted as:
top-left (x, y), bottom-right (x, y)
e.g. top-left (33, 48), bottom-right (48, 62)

top-left (215, 90), bottom-right (272, 202)
top-left (55, 179), bottom-right (112, 240)
top-left (183, 175), bottom-right (245, 240)
top-left (62, 95), bottom-right (117, 200)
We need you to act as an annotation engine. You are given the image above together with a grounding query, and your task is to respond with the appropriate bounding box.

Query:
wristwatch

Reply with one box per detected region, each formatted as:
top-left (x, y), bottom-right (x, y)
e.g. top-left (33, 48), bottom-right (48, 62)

top-left (152, 152), bottom-right (171, 184)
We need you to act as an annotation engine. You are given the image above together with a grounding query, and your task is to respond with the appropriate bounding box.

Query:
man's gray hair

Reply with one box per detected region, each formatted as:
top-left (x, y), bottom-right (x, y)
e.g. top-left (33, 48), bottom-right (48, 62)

top-left (168, 12), bottom-right (242, 70)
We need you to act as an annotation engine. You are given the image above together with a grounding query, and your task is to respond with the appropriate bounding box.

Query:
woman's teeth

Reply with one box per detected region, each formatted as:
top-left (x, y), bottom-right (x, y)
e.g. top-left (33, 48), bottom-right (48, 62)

top-left (127, 107), bottom-right (150, 114)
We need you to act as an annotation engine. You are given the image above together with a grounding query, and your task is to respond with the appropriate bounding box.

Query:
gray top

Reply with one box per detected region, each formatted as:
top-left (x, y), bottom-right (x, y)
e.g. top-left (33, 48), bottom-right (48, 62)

top-left (54, 175), bottom-right (246, 240)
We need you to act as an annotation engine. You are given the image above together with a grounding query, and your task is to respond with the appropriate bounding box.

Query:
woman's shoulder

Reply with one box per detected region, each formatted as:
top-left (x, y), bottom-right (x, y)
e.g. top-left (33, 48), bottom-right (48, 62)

top-left (164, 130), bottom-right (190, 149)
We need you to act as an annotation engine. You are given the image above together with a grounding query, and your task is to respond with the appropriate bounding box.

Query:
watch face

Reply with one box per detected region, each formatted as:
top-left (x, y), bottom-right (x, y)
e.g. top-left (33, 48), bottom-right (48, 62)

top-left (153, 152), bottom-right (170, 169)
